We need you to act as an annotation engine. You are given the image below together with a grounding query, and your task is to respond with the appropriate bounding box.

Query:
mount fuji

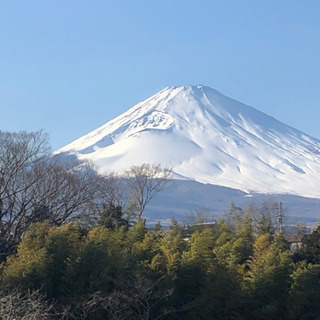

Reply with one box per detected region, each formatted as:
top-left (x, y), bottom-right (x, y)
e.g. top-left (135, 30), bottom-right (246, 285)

top-left (58, 85), bottom-right (320, 202)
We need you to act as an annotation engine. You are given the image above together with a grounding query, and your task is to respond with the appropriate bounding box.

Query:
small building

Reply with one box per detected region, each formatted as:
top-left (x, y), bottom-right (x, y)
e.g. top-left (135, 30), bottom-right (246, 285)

top-left (286, 233), bottom-right (310, 251)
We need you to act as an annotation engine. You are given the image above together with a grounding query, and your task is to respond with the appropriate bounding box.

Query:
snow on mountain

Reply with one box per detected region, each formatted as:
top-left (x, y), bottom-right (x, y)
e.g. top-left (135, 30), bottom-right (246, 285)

top-left (57, 85), bottom-right (320, 198)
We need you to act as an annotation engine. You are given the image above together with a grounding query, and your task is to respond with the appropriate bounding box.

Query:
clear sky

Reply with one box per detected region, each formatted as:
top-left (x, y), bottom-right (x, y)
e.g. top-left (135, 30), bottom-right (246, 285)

top-left (1, 1), bottom-right (320, 151)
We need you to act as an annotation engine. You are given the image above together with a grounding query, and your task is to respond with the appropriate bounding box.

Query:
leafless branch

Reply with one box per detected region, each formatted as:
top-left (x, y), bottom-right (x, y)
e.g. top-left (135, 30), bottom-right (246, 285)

top-left (0, 287), bottom-right (54, 320)
top-left (125, 164), bottom-right (172, 218)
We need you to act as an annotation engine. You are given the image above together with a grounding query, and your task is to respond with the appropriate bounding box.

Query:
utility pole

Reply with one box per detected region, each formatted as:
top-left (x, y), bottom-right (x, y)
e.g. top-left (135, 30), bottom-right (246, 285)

top-left (278, 201), bottom-right (283, 233)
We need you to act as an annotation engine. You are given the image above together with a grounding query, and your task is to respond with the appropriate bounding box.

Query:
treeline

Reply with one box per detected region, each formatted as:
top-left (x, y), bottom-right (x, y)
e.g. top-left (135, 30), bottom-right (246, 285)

top-left (1, 130), bottom-right (320, 319)
top-left (1, 209), bottom-right (320, 319)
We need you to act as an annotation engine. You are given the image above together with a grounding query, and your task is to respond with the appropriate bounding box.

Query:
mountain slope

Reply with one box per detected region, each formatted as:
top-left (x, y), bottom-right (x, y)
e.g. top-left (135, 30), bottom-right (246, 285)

top-left (58, 85), bottom-right (320, 198)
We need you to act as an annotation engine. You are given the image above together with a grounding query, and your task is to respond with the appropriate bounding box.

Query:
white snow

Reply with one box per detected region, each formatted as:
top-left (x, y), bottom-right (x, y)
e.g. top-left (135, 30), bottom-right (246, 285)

top-left (57, 85), bottom-right (320, 199)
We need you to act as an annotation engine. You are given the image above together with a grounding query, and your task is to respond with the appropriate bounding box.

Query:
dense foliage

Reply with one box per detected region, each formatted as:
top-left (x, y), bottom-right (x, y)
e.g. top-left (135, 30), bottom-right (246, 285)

top-left (1, 209), bottom-right (320, 319)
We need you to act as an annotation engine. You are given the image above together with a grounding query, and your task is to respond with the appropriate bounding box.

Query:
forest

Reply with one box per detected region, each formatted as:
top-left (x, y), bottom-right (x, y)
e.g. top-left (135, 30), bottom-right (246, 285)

top-left (1, 131), bottom-right (320, 320)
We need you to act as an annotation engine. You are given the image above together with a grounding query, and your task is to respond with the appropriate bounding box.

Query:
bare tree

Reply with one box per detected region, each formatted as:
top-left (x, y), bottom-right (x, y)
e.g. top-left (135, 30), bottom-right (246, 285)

top-left (57, 291), bottom-right (111, 320)
top-left (244, 200), bottom-right (287, 235)
top-left (0, 287), bottom-right (54, 320)
top-left (0, 131), bottom-right (49, 253)
top-left (31, 156), bottom-right (99, 225)
top-left (125, 164), bottom-right (172, 219)
top-left (109, 273), bottom-right (174, 320)
top-left (0, 131), bottom-right (99, 256)
top-left (92, 172), bottom-right (126, 214)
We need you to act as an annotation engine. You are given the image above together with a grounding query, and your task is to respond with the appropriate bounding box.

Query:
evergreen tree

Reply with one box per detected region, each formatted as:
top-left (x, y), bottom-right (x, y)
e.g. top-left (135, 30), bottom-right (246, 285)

top-left (98, 203), bottom-right (129, 231)
top-left (244, 232), bottom-right (292, 320)
top-left (298, 225), bottom-right (320, 263)
top-left (184, 228), bottom-right (215, 272)
top-left (288, 262), bottom-right (320, 320)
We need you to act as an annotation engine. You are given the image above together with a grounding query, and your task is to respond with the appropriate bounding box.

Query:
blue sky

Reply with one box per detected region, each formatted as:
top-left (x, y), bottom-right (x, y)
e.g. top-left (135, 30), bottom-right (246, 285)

top-left (1, 1), bottom-right (320, 150)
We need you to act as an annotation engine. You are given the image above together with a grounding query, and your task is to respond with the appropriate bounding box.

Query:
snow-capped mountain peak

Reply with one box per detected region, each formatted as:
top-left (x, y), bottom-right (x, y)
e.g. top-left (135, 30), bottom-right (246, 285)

top-left (57, 85), bottom-right (320, 198)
